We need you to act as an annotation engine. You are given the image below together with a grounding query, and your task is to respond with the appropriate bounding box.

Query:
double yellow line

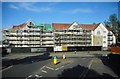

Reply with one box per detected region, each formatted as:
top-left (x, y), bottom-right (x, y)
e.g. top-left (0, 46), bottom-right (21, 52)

top-left (81, 59), bottom-right (101, 79)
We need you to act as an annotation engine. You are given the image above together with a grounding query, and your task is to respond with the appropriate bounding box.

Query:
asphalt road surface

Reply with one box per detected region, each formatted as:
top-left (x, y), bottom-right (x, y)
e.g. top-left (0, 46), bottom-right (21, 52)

top-left (2, 53), bottom-right (120, 79)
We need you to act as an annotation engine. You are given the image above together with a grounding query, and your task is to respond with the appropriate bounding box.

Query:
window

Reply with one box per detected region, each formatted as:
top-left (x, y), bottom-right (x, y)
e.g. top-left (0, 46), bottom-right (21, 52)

top-left (97, 31), bottom-right (100, 35)
top-left (30, 22), bottom-right (32, 25)
top-left (103, 41), bottom-right (106, 43)
top-left (73, 25), bottom-right (76, 29)
top-left (103, 36), bottom-right (106, 38)
top-left (104, 31), bottom-right (106, 33)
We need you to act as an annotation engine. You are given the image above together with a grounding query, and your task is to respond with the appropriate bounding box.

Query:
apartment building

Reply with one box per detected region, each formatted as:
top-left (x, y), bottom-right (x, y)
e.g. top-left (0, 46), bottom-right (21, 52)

top-left (3, 22), bottom-right (54, 47)
top-left (3, 21), bottom-right (116, 48)
top-left (36, 24), bottom-right (54, 47)
top-left (80, 23), bottom-right (116, 48)
top-left (106, 26), bottom-right (116, 46)
top-left (53, 22), bottom-right (92, 47)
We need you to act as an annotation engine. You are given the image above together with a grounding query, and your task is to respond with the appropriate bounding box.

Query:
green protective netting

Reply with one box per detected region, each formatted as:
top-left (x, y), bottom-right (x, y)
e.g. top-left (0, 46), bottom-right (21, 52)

top-left (36, 24), bottom-right (53, 31)
top-left (36, 24), bottom-right (41, 29)
top-left (44, 24), bottom-right (53, 31)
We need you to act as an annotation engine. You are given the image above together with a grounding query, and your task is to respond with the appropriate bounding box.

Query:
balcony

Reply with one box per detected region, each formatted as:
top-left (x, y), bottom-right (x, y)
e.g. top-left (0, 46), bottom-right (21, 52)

top-left (42, 38), bottom-right (54, 40)
top-left (42, 41), bottom-right (54, 44)
top-left (42, 44), bottom-right (54, 46)
top-left (11, 33), bottom-right (17, 35)
top-left (41, 34), bottom-right (53, 37)
top-left (108, 38), bottom-right (113, 41)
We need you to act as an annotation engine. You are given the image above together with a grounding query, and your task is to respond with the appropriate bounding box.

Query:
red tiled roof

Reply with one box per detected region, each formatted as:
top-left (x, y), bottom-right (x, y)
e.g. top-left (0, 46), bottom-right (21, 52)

top-left (79, 23), bottom-right (100, 31)
top-left (52, 23), bottom-right (71, 30)
top-left (12, 23), bottom-right (27, 30)
top-left (52, 23), bottom-right (100, 30)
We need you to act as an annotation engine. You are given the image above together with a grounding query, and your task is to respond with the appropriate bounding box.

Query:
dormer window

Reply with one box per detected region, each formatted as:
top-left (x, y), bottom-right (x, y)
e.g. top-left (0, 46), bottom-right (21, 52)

top-left (76, 25), bottom-right (79, 28)
top-left (27, 22), bottom-right (35, 28)
top-left (73, 25), bottom-right (76, 29)
top-left (30, 22), bottom-right (32, 25)
top-left (73, 25), bottom-right (79, 29)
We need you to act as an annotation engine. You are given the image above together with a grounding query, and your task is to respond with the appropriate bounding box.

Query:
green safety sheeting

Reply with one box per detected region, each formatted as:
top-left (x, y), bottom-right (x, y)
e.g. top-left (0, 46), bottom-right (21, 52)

top-left (36, 24), bottom-right (53, 31)
top-left (36, 24), bottom-right (41, 29)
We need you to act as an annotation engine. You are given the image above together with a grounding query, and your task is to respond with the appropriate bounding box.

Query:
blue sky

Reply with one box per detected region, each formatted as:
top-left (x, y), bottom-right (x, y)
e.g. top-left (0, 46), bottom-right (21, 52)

top-left (2, 2), bottom-right (119, 29)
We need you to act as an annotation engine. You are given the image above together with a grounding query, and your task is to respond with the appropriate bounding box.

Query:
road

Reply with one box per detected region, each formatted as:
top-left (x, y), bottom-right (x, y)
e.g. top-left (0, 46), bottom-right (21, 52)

top-left (2, 52), bottom-right (120, 79)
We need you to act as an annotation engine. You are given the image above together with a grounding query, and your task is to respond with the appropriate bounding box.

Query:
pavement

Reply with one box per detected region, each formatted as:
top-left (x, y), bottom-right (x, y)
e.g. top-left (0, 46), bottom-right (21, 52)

top-left (2, 51), bottom-right (120, 79)
top-left (50, 51), bottom-right (110, 58)
top-left (1, 51), bottom-right (108, 70)
top-left (2, 53), bottom-right (44, 60)
top-left (23, 57), bottom-right (119, 78)
top-left (1, 51), bottom-right (110, 60)
top-left (1, 53), bottom-right (50, 70)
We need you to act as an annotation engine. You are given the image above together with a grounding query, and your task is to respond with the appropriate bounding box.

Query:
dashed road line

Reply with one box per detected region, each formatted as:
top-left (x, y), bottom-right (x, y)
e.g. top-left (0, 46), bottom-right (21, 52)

top-left (35, 75), bottom-right (43, 79)
top-left (26, 74), bottom-right (43, 79)
top-left (25, 75), bottom-right (32, 79)
top-left (41, 70), bottom-right (47, 73)
top-left (46, 66), bottom-right (54, 70)
top-left (40, 66), bottom-right (45, 70)
top-left (55, 66), bottom-right (64, 71)
top-left (35, 74), bottom-right (43, 78)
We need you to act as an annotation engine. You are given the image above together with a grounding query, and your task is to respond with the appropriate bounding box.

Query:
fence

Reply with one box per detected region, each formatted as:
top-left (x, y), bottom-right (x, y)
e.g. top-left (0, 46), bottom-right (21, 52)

top-left (10, 47), bottom-right (53, 53)
top-left (2, 46), bottom-right (102, 53)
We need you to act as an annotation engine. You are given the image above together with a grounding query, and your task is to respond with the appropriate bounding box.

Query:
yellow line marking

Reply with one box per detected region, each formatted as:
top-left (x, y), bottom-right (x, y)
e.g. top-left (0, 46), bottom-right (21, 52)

top-left (93, 59), bottom-right (102, 63)
top-left (82, 60), bottom-right (93, 79)
top-left (2, 66), bottom-right (13, 71)
top-left (88, 60), bottom-right (93, 69)
top-left (81, 59), bottom-right (102, 79)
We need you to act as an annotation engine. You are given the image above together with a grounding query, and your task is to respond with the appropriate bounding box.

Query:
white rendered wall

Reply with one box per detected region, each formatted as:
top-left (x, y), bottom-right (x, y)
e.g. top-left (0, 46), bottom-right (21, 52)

top-left (93, 23), bottom-right (108, 47)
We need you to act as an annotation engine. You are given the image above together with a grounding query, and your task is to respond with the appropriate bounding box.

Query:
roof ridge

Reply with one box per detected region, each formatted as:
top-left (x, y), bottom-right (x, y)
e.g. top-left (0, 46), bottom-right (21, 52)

top-left (52, 23), bottom-right (71, 24)
top-left (12, 23), bottom-right (27, 30)
top-left (79, 23), bottom-right (100, 31)
top-left (13, 23), bottom-right (27, 26)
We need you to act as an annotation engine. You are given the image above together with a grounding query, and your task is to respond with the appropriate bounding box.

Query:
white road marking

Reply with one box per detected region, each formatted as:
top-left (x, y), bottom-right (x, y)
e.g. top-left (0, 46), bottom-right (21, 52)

top-left (35, 74), bottom-right (43, 77)
top-left (41, 70), bottom-right (47, 73)
top-left (39, 75), bottom-right (43, 77)
top-left (25, 75), bottom-right (32, 79)
top-left (40, 66), bottom-right (45, 70)
top-left (46, 66), bottom-right (54, 70)
top-left (35, 75), bottom-right (39, 77)
top-left (55, 66), bottom-right (64, 70)
top-left (35, 74), bottom-right (43, 79)
top-left (28, 75), bottom-right (32, 77)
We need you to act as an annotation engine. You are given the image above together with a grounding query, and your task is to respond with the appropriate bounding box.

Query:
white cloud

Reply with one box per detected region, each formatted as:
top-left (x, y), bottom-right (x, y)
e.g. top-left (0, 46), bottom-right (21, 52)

top-left (9, 3), bottom-right (93, 14)
top-left (72, 8), bottom-right (93, 13)
top-left (9, 5), bottom-right (19, 10)
top-left (9, 3), bottom-right (52, 12)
